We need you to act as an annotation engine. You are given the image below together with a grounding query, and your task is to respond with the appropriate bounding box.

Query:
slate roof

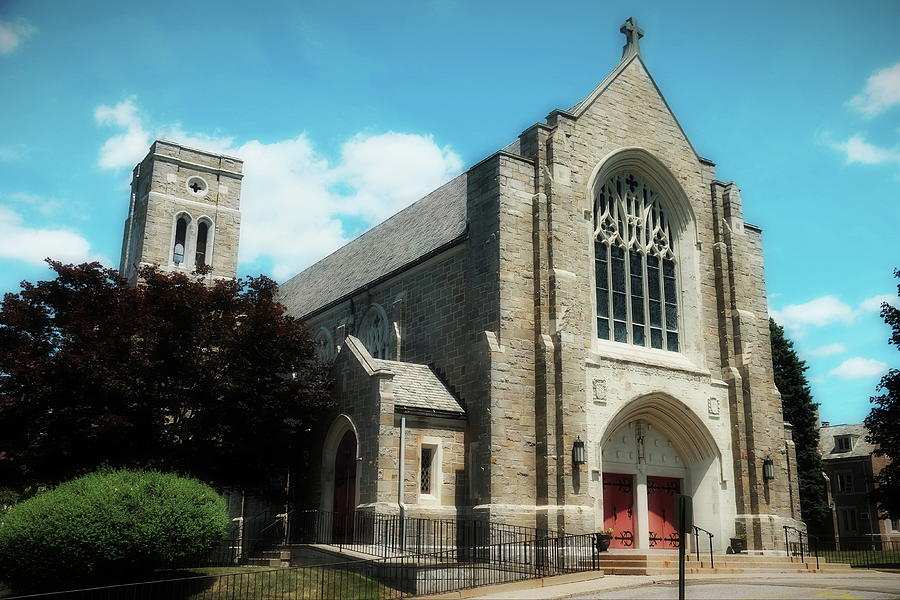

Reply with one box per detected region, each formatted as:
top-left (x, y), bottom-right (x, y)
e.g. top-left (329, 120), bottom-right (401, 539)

top-left (818, 423), bottom-right (875, 460)
top-left (372, 359), bottom-right (465, 416)
top-left (277, 172), bottom-right (469, 318)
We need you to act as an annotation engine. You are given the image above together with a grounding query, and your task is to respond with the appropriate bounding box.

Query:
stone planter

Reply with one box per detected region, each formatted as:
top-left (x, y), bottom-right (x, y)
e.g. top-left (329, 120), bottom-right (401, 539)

top-left (595, 533), bottom-right (612, 552)
top-left (729, 537), bottom-right (747, 553)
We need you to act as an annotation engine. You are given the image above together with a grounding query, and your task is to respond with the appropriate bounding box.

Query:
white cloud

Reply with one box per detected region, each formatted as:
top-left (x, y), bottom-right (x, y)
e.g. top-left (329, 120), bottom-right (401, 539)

top-left (829, 357), bottom-right (889, 380)
top-left (809, 343), bottom-right (847, 357)
top-left (0, 206), bottom-right (106, 266)
top-left (771, 296), bottom-right (856, 330)
top-left (859, 293), bottom-right (900, 312)
top-left (850, 63), bottom-right (900, 117)
top-left (94, 97), bottom-right (155, 169)
top-left (832, 134), bottom-right (900, 166)
top-left (337, 132), bottom-right (463, 221)
top-left (93, 98), bottom-right (463, 280)
top-left (0, 18), bottom-right (36, 55)
top-left (0, 146), bottom-right (21, 161)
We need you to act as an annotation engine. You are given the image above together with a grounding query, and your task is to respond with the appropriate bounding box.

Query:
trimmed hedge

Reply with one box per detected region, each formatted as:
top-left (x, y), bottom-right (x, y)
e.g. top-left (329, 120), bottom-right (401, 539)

top-left (0, 469), bottom-right (228, 592)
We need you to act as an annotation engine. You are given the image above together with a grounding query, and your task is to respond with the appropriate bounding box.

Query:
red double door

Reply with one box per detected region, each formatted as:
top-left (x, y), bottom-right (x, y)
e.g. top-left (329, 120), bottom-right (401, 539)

top-left (647, 475), bottom-right (681, 549)
top-left (602, 473), bottom-right (681, 549)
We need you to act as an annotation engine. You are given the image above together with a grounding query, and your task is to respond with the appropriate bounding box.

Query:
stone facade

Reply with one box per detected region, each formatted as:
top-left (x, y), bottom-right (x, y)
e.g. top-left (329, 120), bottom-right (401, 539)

top-left (123, 20), bottom-right (804, 553)
top-left (119, 140), bottom-right (243, 283)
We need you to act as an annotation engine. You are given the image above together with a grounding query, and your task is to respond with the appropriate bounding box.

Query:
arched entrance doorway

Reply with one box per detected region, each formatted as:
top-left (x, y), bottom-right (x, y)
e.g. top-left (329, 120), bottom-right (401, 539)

top-left (599, 394), bottom-right (722, 551)
top-left (332, 430), bottom-right (357, 541)
top-left (320, 415), bottom-right (360, 544)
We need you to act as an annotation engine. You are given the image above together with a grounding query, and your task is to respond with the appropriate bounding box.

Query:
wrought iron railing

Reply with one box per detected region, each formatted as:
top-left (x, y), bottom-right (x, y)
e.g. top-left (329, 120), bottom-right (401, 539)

top-left (692, 525), bottom-right (714, 568)
top-left (783, 525), bottom-right (818, 569)
top-left (815, 537), bottom-right (900, 569)
top-left (2, 531), bottom-right (600, 599)
top-left (283, 510), bottom-right (562, 558)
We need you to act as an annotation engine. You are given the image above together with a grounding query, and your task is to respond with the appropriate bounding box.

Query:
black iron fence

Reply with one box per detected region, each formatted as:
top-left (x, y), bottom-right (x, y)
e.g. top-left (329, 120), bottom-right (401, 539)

top-left (816, 537), bottom-right (900, 570)
top-left (783, 526), bottom-right (900, 570)
top-left (4, 531), bottom-right (600, 599)
top-left (285, 510), bottom-right (562, 558)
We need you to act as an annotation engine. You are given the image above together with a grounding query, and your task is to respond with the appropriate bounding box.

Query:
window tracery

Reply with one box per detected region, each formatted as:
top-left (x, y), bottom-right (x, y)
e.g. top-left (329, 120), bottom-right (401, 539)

top-left (315, 329), bottom-right (336, 363)
top-left (594, 172), bottom-right (679, 351)
top-left (359, 306), bottom-right (391, 359)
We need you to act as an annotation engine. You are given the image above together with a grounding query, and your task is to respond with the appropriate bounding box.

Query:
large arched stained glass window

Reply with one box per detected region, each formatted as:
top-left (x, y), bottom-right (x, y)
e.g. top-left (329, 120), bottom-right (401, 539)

top-left (594, 172), bottom-right (679, 352)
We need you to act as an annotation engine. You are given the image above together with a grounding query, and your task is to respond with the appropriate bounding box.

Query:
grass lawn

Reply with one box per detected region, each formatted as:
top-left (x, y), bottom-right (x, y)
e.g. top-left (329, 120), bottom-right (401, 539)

top-left (180, 566), bottom-right (388, 599)
top-left (1, 566), bottom-right (389, 599)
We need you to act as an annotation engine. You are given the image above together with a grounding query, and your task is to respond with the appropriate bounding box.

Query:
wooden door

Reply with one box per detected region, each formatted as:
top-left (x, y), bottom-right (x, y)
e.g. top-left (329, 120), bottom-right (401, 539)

top-left (332, 431), bottom-right (357, 542)
top-left (603, 473), bottom-right (635, 548)
top-left (647, 475), bottom-right (680, 549)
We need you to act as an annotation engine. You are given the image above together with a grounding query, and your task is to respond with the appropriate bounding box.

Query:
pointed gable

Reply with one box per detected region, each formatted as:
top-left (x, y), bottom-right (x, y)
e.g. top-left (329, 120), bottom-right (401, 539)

top-left (570, 54), bottom-right (701, 164)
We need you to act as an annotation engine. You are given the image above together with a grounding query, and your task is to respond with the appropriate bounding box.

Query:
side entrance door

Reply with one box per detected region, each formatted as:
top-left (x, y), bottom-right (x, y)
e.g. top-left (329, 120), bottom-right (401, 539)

top-left (647, 475), bottom-right (681, 549)
top-left (332, 431), bottom-right (357, 542)
top-left (603, 473), bottom-right (635, 548)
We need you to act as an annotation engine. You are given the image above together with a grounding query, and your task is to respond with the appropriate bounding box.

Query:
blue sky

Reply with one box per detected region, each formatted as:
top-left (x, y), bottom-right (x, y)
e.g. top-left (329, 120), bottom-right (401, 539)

top-left (0, 0), bottom-right (898, 426)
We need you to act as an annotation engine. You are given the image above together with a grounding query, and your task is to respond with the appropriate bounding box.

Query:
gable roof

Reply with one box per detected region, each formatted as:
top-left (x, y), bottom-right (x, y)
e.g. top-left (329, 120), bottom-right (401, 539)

top-left (277, 173), bottom-right (469, 318)
top-left (818, 423), bottom-right (875, 459)
top-left (372, 359), bottom-right (466, 416)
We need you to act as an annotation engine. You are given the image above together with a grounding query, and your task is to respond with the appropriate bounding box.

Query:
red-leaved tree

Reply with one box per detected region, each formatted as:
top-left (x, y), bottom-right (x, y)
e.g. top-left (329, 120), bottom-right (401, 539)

top-left (0, 261), bottom-right (331, 495)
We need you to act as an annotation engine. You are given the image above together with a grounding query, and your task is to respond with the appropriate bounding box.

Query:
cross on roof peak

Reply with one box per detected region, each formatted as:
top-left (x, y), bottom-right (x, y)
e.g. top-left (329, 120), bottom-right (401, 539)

top-left (620, 17), bottom-right (644, 58)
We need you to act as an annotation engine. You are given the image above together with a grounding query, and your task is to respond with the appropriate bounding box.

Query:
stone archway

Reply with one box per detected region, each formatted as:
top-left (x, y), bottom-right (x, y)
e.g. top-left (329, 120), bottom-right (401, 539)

top-left (320, 415), bottom-right (360, 541)
top-left (599, 394), bottom-right (723, 550)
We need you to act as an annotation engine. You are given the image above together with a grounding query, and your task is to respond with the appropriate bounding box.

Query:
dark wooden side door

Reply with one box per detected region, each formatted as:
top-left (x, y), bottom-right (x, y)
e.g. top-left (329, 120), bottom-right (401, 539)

top-left (332, 431), bottom-right (357, 542)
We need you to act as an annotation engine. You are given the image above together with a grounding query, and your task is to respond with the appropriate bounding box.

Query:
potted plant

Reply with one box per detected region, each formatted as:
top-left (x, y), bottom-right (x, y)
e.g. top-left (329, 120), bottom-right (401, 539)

top-left (595, 528), bottom-right (614, 552)
top-left (729, 533), bottom-right (747, 554)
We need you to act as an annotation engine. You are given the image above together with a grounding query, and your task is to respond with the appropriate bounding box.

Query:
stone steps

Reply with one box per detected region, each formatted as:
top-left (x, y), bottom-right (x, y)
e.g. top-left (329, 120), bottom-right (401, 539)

top-left (243, 549), bottom-right (292, 568)
top-left (594, 553), bottom-right (852, 575)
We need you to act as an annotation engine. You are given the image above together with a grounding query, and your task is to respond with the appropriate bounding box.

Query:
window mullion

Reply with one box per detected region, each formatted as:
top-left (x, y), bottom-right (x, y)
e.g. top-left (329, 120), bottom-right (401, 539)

top-left (624, 247), bottom-right (632, 344)
top-left (643, 254), bottom-right (650, 348)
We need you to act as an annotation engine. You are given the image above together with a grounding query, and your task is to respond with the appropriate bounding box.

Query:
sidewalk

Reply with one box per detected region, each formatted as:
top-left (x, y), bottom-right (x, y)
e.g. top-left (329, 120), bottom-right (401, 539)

top-left (429, 570), bottom-right (900, 600)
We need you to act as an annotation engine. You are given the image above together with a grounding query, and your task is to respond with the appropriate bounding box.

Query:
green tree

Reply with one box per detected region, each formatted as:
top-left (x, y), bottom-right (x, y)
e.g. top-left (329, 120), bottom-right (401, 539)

top-left (0, 261), bottom-right (332, 495)
top-left (864, 268), bottom-right (900, 519)
top-left (770, 318), bottom-right (830, 526)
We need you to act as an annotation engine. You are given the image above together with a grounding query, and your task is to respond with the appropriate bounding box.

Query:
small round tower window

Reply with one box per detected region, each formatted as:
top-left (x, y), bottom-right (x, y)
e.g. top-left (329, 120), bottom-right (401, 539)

top-left (186, 176), bottom-right (208, 196)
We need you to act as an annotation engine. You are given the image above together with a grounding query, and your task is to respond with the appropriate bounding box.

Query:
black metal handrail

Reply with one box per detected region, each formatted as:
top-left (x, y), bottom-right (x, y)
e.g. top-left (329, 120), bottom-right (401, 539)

top-left (783, 525), bottom-right (818, 568)
top-left (692, 525), bottom-right (714, 568)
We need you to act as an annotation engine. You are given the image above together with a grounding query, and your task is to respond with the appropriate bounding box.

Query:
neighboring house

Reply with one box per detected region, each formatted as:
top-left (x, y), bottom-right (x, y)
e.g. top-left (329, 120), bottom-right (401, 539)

top-left (118, 19), bottom-right (804, 553)
top-left (817, 422), bottom-right (900, 544)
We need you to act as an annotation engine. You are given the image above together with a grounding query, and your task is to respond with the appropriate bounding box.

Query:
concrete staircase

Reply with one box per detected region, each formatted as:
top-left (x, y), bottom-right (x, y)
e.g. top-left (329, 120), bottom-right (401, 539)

top-left (243, 548), bottom-right (293, 568)
top-left (596, 552), bottom-right (852, 575)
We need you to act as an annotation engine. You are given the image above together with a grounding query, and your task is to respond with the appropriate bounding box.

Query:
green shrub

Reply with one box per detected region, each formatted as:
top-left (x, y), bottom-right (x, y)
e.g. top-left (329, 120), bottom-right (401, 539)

top-left (0, 469), bottom-right (227, 592)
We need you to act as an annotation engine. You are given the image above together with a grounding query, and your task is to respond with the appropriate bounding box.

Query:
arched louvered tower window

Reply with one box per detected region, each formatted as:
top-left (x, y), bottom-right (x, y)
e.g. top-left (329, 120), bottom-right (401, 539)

top-left (594, 172), bottom-right (679, 352)
top-left (173, 214), bottom-right (189, 265)
top-left (195, 219), bottom-right (211, 267)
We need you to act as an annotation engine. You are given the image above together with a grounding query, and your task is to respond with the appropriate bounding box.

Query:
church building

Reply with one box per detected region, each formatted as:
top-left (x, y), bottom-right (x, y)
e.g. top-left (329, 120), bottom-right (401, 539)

top-left (120, 19), bottom-right (803, 552)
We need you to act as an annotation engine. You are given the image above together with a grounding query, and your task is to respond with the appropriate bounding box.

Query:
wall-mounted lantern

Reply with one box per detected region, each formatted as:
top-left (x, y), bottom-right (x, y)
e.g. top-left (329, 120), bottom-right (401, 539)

top-left (573, 436), bottom-right (586, 466)
top-left (762, 458), bottom-right (775, 481)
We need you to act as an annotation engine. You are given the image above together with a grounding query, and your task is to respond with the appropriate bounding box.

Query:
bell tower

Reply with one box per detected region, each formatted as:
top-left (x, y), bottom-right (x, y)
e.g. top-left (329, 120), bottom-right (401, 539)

top-left (119, 140), bottom-right (243, 284)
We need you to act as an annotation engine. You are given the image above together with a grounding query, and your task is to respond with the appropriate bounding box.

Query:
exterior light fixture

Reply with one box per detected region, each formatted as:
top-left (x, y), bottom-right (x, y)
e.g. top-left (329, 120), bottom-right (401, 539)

top-left (762, 458), bottom-right (775, 481)
top-left (573, 436), bottom-right (586, 466)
